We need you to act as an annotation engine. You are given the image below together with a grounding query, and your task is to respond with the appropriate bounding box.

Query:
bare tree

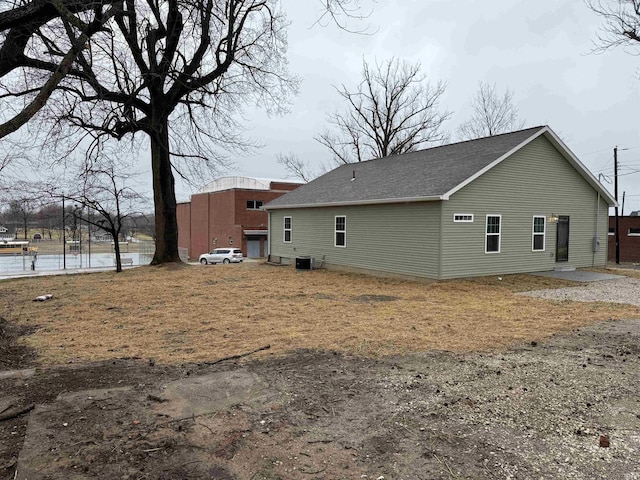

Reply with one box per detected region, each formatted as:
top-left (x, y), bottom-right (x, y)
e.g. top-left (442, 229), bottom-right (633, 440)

top-left (1, 0), bottom-right (301, 265)
top-left (0, 1), bottom-right (376, 264)
top-left (34, 204), bottom-right (64, 240)
top-left (7, 198), bottom-right (37, 239)
top-left (316, 58), bottom-right (451, 165)
top-left (457, 82), bottom-right (525, 140)
top-left (42, 157), bottom-right (147, 272)
top-left (276, 152), bottom-right (318, 182)
top-left (587, 0), bottom-right (640, 51)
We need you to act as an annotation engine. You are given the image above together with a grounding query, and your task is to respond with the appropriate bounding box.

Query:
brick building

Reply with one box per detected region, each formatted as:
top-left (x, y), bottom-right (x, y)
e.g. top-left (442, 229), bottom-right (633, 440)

top-left (608, 213), bottom-right (640, 263)
top-left (177, 177), bottom-right (302, 260)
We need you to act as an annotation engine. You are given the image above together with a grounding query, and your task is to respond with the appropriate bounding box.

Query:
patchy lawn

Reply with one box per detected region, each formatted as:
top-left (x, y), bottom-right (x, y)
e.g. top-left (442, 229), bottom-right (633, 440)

top-left (1, 263), bottom-right (638, 365)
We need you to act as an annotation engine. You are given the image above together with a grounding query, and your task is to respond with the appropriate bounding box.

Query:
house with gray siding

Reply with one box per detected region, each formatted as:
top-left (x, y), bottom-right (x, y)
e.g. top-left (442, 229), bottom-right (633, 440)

top-left (265, 126), bottom-right (616, 280)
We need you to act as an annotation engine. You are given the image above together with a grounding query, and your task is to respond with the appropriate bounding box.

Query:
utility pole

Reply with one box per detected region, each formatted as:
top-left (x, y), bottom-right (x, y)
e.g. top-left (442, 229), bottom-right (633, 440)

top-left (622, 191), bottom-right (626, 217)
top-left (614, 147), bottom-right (620, 264)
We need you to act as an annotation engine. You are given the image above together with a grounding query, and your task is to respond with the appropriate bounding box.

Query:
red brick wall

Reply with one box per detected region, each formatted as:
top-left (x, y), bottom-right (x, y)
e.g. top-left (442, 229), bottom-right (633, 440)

top-left (190, 193), bottom-right (210, 258)
top-left (209, 190), bottom-right (237, 250)
top-left (269, 181), bottom-right (302, 192)
top-left (608, 216), bottom-right (640, 263)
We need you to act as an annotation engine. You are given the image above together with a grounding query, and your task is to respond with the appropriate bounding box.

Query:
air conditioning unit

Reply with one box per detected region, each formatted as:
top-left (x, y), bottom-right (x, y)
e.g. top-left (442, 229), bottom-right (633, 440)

top-left (295, 256), bottom-right (315, 270)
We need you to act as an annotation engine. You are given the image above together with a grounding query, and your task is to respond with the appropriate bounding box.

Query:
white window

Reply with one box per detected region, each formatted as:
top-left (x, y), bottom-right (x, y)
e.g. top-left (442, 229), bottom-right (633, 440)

top-left (629, 228), bottom-right (640, 237)
top-left (532, 216), bottom-right (546, 251)
top-left (335, 216), bottom-right (346, 247)
top-left (283, 216), bottom-right (292, 243)
top-left (608, 227), bottom-right (615, 236)
top-left (453, 214), bottom-right (474, 223)
top-left (485, 215), bottom-right (501, 253)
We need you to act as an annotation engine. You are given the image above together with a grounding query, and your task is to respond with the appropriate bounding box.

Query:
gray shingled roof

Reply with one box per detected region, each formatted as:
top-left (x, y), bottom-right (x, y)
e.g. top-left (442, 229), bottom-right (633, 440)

top-left (266, 126), bottom-right (547, 209)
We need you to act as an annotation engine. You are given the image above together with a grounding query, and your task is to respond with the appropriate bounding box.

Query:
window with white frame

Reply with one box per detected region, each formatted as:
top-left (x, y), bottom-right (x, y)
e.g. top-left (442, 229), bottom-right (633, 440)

top-left (335, 216), bottom-right (346, 247)
top-left (629, 228), bottom-right (640, 236)
top-left (532, 216), bottom-right (546, 251)
top-left (283, 216), bottom-right (292, 243)
top-left (454, 214), bottom-right (474, 223)
top-left (485, 215), bottom-right (501, 253)
top-left (608, 227), bottom-right (615, 236)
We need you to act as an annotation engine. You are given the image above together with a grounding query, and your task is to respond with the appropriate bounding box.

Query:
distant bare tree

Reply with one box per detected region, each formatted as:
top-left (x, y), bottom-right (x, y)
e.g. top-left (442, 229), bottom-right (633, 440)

top-left (457, 82), bottom-right (525, 140)
top-left (317, 58), bottom-right (451, 165)
top-left (43, 157), bottom-right (147, 273)
top-left (7, 198), bottom-right (37, 239)
top-left (276, 152), bottom-right (318, 182)
top-left (587, 0), bottom-right (640, 51)
top-left (34, 204), bottom-right (64, 240)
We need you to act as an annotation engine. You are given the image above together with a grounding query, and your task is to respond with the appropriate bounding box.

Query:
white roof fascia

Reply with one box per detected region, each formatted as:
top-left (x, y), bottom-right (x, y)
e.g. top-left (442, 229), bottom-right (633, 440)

top-left (264, 195), bottom-right (445, 210)
top-left (542, 128), bottom-right (617, 206)
top-left (442, 127), bottom-right (548, 199)
top-left (442, 126), bottom-right (617, 206)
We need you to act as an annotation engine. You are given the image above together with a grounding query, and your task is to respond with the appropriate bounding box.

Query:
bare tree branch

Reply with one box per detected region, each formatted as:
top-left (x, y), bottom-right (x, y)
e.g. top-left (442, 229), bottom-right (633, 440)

top-left (0, 1), bottom-right (121, 139)
top-left (457, 82), bottom-right (525, 140)
top-left (316, 57), bottom-right (451, 165)
top-left (276, 152), bottom-right (316, 182)
top-left (587, 0), bottom-right (640, 53)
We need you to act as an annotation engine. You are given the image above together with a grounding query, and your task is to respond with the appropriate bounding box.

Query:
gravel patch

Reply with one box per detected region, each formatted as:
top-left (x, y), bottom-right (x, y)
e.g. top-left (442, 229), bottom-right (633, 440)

top-left (521, 277), bottom-right (640, 306)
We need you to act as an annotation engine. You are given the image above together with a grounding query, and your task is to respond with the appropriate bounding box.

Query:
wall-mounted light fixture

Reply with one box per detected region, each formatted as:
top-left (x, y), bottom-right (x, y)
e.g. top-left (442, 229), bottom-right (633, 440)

top-left (547, 213), bottom-right (559, 223)
top-left (229, 236), bottom-right (233, 245)
top-left (212, 237), bottom-right (217, 246)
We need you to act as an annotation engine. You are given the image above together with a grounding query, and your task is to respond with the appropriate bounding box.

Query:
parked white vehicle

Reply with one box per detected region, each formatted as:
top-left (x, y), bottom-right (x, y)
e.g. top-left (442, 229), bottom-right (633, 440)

top-left (199, 248), bottom-right (243, 265)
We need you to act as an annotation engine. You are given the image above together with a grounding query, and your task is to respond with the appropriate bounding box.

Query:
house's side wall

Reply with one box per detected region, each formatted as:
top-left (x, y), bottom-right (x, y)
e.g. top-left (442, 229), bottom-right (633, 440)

top-left (440, 136), bottom-right (608, 278)
top-left (268, 202), bottom-right (442, 279)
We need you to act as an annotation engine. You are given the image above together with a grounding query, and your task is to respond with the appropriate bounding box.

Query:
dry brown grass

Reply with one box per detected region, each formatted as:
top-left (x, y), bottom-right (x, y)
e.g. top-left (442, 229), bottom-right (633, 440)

top-left (1, 263), bottom-right (638, 365)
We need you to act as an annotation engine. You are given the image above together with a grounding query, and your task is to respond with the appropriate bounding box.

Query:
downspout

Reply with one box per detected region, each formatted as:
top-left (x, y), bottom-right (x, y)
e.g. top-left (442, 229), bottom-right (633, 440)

top-left (593, 191), bottom-right (600, 268)
top-left (267, 210), bottom-right (271, 261)
top-left (437, 201), bottom-right (444, 280)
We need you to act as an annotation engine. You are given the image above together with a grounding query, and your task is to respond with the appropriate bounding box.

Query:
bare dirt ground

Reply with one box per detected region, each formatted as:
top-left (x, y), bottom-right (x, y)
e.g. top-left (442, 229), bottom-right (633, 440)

top-left (1, 265), bottom-right (640, 479)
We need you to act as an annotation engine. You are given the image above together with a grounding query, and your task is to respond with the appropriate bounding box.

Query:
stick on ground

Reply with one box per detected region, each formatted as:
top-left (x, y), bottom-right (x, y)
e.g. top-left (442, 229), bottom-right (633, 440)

top-left (203, 344), bottom-right (271, 366)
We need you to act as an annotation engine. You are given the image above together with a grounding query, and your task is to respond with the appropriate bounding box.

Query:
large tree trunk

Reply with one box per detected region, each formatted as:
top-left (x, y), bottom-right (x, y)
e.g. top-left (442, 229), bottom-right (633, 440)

top-left (150, 116), bottom-right (180, 264)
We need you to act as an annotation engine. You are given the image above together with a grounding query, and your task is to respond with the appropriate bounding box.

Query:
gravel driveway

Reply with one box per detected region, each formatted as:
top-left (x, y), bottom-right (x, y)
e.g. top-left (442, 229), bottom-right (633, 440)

top-left (521, 277), bottom-right (640, 306)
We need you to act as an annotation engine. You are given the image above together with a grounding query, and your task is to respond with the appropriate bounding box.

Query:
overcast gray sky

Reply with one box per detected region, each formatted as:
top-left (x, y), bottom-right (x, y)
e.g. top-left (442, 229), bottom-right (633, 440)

top-left (188, 0), bottom-right (640, 212)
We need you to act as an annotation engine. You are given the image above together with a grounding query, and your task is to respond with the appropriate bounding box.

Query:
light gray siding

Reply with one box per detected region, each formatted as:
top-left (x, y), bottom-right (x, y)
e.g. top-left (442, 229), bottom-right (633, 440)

top-left (440, 136), bottom-right (608, 278)
top-left (269, 202), bottom-right (442, 279)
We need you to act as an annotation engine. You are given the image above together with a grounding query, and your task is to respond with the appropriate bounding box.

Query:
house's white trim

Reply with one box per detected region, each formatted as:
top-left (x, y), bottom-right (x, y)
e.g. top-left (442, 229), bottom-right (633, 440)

top-left (543, 129), bottom-right (617, 206)
top-left (453, 213), bottom-right (474, 223)
top-left (532, 215), bottom-right (546, 252)
top-left (444, 130), bottom-right (547, 199)
top-left (442, 127), bottom-right (617, 206)
top-left (264, 195), bottom-right (445, 210)
top-left (283, 216), bottom-right (292, 243)
top-left (485, 214), bottom-right (501, 254)
top-left (335, 215), bottom-right (346, 248)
